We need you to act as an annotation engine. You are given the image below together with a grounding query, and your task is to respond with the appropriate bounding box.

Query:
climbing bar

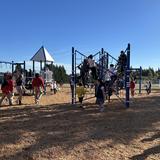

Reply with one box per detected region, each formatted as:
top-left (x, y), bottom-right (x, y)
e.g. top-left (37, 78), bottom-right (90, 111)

top-left (75, 50), bottom-right (87, 58)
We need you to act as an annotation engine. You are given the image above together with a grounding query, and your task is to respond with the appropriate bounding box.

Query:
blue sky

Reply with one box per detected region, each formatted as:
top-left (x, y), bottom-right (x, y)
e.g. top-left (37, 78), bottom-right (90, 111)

top-left (0, 0), bottom-right (160, 73)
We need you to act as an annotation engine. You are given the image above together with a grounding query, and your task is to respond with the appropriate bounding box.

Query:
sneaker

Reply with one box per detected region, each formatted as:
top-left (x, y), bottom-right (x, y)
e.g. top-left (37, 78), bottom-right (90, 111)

top-left (79, 105), bottom-right (85, 109)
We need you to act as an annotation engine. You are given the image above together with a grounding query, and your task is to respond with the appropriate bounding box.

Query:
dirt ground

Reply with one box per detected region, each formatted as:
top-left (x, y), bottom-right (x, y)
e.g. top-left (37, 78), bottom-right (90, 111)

top-left (0, 86), bottom-right (160, 160)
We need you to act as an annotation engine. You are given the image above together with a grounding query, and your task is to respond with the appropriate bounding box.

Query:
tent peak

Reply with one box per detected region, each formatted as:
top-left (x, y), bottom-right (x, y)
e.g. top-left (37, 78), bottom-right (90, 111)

top-left (30, 46), bottom-right (54, 62)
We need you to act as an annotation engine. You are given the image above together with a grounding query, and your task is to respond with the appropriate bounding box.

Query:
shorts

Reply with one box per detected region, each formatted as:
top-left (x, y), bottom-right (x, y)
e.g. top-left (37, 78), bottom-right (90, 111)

top-left (78, 97), bottom-right (84, 103)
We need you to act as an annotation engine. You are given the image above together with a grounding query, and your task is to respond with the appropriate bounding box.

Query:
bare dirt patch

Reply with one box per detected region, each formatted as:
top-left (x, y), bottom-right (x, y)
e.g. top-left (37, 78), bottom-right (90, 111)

top-left (0, 87), bottom-right (160, 160)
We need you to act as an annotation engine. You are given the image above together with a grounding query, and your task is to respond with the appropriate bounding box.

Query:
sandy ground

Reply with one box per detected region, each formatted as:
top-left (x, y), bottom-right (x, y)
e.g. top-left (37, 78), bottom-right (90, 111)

top-left (0, 86), bottom-right (160, 160)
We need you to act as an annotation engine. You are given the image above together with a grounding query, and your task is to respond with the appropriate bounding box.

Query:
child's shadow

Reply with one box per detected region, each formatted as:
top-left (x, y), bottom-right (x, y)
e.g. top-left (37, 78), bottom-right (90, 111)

top-left (130, 132), bottom-right (160, 160)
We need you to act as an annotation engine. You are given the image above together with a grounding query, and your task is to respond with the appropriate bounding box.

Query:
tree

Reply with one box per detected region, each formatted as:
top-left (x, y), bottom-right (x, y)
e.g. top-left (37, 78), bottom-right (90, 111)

top-left (46, 64), bottom-right (69, 83)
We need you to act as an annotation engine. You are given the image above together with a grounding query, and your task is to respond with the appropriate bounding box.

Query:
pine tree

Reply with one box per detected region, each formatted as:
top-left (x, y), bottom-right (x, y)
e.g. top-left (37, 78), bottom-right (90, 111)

top-left (46, 64), bottom-right (69, 83)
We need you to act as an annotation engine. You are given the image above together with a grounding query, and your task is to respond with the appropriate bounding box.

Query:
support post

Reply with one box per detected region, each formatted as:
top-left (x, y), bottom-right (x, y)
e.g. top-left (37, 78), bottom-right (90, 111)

top-left (33, 60), bottom-right (35, 76)
top-left (12, 61), bottom-right (14, 74)
top-left (40, 61), bottom-right (42, 71)
top-left (44, 60), bottom-right (47, 95)
top-left (125, 43), bottom-right (130, 108)
top-left (44, 60), bottom-right (46, 71)
top-left (139, 66), bottom-right (142, 94)
top-left (24, 61), bottom-right (26, 77)
top-left (101, 48), bottom-right (104, 80)
top-left (71, 47), bottom-right (75, 104)
top-left (74, 48), bottom-right (76, 103)
top-left (106, 52), bottom-right (109, 69)
top-left (51, 62), bottom-right (53, 80)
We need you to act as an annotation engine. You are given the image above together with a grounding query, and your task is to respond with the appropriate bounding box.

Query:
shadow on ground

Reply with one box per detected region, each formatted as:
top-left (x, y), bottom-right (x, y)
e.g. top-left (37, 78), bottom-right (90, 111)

top-left (0, 95), bottom-right (160, 159)
top-left (130, 132), bottom-right (160, 160)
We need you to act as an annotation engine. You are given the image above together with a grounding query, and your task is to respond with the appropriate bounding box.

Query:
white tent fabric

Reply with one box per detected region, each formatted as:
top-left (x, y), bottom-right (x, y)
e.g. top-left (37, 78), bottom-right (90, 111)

top-left (30, 46), bottom-right (54, 62)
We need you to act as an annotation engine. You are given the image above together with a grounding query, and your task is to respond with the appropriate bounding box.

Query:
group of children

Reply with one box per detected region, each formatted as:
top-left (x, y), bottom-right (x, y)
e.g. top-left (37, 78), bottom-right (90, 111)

top-left (76, 79), bottom-right (106, 112)
top-left (0, 72), bottom-right (58, 106)
top-left (76, 77), bottom-right (152, 112)
top-left (130, 79), bottom-right (152, 97)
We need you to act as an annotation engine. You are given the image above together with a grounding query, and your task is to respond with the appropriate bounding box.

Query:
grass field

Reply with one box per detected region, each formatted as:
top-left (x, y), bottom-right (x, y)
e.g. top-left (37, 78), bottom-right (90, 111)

top-left (0, 85), bottom-right (160, 160)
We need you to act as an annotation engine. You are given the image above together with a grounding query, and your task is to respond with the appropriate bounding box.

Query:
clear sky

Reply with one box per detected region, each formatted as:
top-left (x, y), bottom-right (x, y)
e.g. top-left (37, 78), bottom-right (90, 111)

top-left (0, 0), bottom-right (160, 73)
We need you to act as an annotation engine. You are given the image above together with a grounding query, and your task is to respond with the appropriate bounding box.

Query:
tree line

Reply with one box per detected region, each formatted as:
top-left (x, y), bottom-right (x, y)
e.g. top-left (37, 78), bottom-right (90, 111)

top-left (132, 67), bottom-right (160, 80)
top-left (46, 64), bottom-right (69, 84)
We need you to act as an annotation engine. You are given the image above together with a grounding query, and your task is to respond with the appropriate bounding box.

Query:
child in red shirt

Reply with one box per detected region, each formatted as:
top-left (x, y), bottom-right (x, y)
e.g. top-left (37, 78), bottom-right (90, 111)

top-left (32, 73), bottom-right (44, 104)
top-left (130, 80), bottom-right (135, 97)
top-left (0, 73), bottom-right (13, 106)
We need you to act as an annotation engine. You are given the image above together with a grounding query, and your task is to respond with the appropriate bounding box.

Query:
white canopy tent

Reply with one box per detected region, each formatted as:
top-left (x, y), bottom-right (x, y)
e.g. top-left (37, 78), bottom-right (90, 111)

top-left (30, 46), bottom-right (54, 73)
top-left (30, 46), bottom-right (54, 62)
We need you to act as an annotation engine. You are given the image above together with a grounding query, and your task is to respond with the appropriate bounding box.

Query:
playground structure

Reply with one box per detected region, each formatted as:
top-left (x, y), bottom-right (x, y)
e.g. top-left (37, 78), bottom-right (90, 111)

top-left (0, 47), bottom-right (159, 160)
top-left (71, 43), bottom-right (142, 108)
top-left (0, 61), bottom-right (26, 84)
top-left (0, 46), bottom-right (54, 93)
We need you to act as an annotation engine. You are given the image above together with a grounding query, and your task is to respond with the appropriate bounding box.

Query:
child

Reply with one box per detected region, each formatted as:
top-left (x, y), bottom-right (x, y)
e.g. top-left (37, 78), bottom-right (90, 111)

top-left (0, 73), bottom-right (13, 106)
top-left (145, 81), bottom-right (151, 95)
top-left (15, 74), bottom-right (24, 105)
top-left (130, 79), bottom-right (135, 97)
top-left (32, 73), bottom-right (44, 104)
top-left (148, 81), bottom-right (151, 94)
top-left (118, 51), bottom-right (127, 73)
top-left (109, 64), bottom-right (117, 84)
top-left (88, 54), bottom-right (98, 80)
top-left (95, 79), bottom-right (105, 112)
top-left (53, 81), bottom-right (57, 94)
top-left (50, 81), bottom-right (54, 92)
top-left (76, 82), bottom-right (86, 109)
top-left (50, 81), bottom-right (58, 94)
top-left (8, 74), bottom-right (14, 103)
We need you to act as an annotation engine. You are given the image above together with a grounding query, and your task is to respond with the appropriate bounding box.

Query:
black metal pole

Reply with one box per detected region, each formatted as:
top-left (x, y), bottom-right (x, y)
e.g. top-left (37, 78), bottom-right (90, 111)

top-left (33, 60), bottom-right (35, 76)
top-left (12, 61), bottom-right (14, 74)
top-left (125, 43), bottom-right (130, 108)
top-left (101, 48), bottom-right (104, 80)
top-left (24, 61), bottom-right (26, 77)
top-left (72, 47), bottom-right (75, 104)
top-left (74, 49), bottom-right (77, 104)
top-left (139, 66), bottom-right (142, 94)
top-left (106, 52), bottom-right (109, 69)
top-left (44, 60), bottom-right (46, 70)
top-left (40, 61), bottom-right (42, 71)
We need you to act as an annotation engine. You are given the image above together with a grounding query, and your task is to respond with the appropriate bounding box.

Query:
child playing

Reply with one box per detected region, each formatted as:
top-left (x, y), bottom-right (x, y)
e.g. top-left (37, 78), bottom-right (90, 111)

top-left (50, 81), bottom-right (58, 94)
top-left (15, 74), bottom-right (24, 105)
top-left (109, 64), bottom-right (117, 84)
top-left (88, 54), bottom-right (98, 80)
top-left (130, 79), bottom-right (135, 97)
top-left (0, 73), bottom-right (14, 106)
top-left (145, 81), bottom-right (151, 95)
top-left (53, 81), bottom-right (57, 94)
top-left (32, 73), bottom-right (44, 104)
top-left (148, 81), bottom-right (151, 94)
top-left (95, 79), bottom-right (105, 112)
top-left (76, 82), bottom-right (86, 109)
